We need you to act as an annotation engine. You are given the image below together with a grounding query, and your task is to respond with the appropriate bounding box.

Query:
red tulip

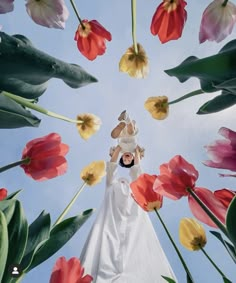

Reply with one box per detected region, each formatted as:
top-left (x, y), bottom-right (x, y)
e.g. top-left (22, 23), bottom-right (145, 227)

top-left (214, 188), bottom-right (236, 208)
top-left (50, 257), bottom-right (93, 283)
top-left (0, 188), bottom-right (7, 200)
top-left (20, 133), bottom-right (69, 181)
top-left (153, 155), bottom-right (199, 200)
top-left (130, 174), bottom-right (163, 211)
top-left (74, 19), bottom-right (112, 60)
top-left (203, 127), bottom-right (236, 172)
top-left (150, 0), bottom-right (187, 43)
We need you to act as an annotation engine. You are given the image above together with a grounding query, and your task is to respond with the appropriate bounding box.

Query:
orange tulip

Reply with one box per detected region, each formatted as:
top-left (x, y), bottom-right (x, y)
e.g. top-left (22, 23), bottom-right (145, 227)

top-left (130, 173), bottom-right (163, 211)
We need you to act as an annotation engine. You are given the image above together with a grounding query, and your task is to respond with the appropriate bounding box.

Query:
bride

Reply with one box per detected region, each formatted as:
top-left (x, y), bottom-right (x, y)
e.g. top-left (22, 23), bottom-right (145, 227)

top-left (80, 118), bottom-right (177, 283)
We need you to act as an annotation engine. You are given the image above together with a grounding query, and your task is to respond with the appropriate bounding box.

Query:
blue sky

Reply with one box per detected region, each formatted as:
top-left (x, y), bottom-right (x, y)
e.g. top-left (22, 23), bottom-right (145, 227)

top-left (1, 0), bottom-right (236, 282)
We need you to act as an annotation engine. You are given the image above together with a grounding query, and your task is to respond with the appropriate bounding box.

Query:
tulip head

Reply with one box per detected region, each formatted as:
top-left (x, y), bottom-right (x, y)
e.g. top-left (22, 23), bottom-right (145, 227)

top-left (179, 218), bottom-right (207, 251)
top-left (119, 43), bottom-right (149, 78)
top-left (80, 160), bottom-right (106, 186)
top-left (144, 96), bottom-right (169, 120)
top-left (77, 113), bottom-right (101, 140)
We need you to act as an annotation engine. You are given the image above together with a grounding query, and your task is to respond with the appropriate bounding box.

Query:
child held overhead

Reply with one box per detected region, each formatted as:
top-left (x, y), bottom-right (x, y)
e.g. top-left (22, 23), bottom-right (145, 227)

top-left (110, 110), bottom-right (145, 168)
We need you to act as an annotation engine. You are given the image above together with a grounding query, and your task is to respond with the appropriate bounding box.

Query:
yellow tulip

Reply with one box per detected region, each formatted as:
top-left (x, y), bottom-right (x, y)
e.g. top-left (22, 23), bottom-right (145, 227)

top-left (77, 113), bottom-right (101, 140)
top-left (80, 160), bottom-right (106, 186)
top-left (179, 218), bottom-right (207, 251)
top-left (119, 43), bottom-right (149, 78)
top-left (144, 96), bottom-right (169, 120)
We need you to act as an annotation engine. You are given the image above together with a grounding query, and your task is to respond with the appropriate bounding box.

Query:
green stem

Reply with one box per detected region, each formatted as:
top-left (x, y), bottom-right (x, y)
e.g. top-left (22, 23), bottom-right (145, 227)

top-left (70, 0), bottom-right (85, 28)
top-left (168, 89), bottom-right (204, 105)
top-left (201, 248), bottom-right (231, 281)
top-left (2, 92), bottom-right (82, 124)
top-left (187, 188), bottom-right (229, 239)
top-left (53, 182), bottom-right (87, 226)
top-left (154, 209), bottom-right (195, 282)
top-left (131, 0), bottom-right (138, 54)
top-left (0, 158), bottom-right (30, 173)
top-left (222, 0), bottom-right (229, 7)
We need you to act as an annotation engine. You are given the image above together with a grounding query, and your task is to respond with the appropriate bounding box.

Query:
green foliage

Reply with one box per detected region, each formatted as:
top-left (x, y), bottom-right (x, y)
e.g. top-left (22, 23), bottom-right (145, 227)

top-left (26, 209), bottom-right (93, 272)
top-left (0, 32), bottom-right (98, 129)
top-left (0, 191), bottom-right (93, 282)
top-left (162, 275), bottom-right (176, 283)
top-left (210, 231), bottom-right (236, 263)
top-left (226, 196), bottom-right (236, 248)
top-left (0, 211), bottom-right (8, 283)
top-left (0, 93), bottom-right (41, 128)
top-left (165, 39), bottom-right (236, 114)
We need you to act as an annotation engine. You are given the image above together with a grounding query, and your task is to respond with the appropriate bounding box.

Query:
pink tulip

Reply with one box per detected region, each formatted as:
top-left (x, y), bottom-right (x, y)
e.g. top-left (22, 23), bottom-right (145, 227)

top-left (203, 127), bottom-right (236, 172)
top-left (25, 0), bottom-right (69, 29)
top-left (199, 0), bottom-right (236, 43)
top-left (153, 155), bottom-right (199, 200)
top-left (0, 0), bottom-right (14, 14)
top-left (50, 257), bottom-right (93, 283)
top-left (20, 133), bottom-right (69, 181)
top-left (188, 187), bottom-right (227, 228)
top-left (154, 155), bottom-right (228, 228)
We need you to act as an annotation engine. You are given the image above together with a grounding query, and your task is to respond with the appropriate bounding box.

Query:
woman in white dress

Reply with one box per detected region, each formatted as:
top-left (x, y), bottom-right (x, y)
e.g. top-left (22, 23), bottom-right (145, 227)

top-left (80, 144), bottom-right (177, 283)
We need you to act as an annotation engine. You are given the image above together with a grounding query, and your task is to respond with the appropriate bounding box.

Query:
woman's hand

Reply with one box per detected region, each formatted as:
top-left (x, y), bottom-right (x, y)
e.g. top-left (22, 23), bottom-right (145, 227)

top-left (110, 145), bottom-right (121, 162)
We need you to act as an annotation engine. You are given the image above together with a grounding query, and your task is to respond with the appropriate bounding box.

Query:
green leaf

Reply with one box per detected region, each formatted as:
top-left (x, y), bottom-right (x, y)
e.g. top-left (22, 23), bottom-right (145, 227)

top-left (161, 275), bottom-right (176, 283)
top-left (210, 231), bottom-right (236, 263)
top-left (2, 200), bottom-right (28, 283)
top-left (5, 190), bottom-right (22, 200)
top-left (0, 93), bottom-right (40, 128)
top-left (26, 209), bottom-right (93, 272)
top-left (226, 196), bottom-right (236, 247)
top-left (213, 78), bottom-right (236, 94)
top-left (165, 39), bottom-right (236, 93)
top-left (21, 211), bottom-right (51, 270)
top-left (0, 211), bottom-right (8, 283)
top-left (223, 277), bottom-right (233, 283)
top-left (0, 199), bottom-right (16, 225)
top-left (197, 91), bottom-right (236, 114)
top-left (0, 32), bottom-right (98, 99)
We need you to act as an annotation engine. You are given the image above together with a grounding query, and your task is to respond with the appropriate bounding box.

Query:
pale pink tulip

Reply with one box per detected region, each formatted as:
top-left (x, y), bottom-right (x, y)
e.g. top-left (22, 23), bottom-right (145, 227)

top-left (25, 0), bottom-right (69, 29)
top-left (0, 0), bottom-right (14, 14)
top-left (203, 127), bottom-right (236, 172)
top-left (199, 0), bottom-right (236, 43)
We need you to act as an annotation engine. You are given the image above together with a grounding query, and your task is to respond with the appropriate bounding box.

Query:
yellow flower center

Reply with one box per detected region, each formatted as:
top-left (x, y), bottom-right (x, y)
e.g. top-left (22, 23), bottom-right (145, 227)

top-left (163, 0), bottom-right (178, 13)
top-left (78, 22), bottom-right (91, 37)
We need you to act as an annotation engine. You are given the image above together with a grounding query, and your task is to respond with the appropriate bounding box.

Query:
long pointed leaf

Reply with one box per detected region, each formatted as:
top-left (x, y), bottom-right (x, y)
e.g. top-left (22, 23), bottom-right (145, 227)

top-left (226, 196), bottom-right (236, 247)
top-left (210, 231), bottom-right (236, 263)
top-left (0, 94), bottom-right (40, 128)
top-left (21, 211), bottom-right (51, 270)
top-left (2, 200), bottom-right (28, 283)
top-left (0, 199), bottom-right (16, 225)
top-left (0, 211), bottom-right (8, 282)
top-left (197, 92), bottom-right (236, 114)
top-left (5, 190), bottom-right (22, 200)
top-left (161, 275), bottom-right (176, 283)
top-left (26, 209), bottom-right (93, 272)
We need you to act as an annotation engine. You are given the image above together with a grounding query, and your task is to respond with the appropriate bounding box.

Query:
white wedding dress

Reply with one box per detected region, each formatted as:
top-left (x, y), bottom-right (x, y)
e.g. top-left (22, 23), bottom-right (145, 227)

top-left (80, 162), bottom-right (177, 283)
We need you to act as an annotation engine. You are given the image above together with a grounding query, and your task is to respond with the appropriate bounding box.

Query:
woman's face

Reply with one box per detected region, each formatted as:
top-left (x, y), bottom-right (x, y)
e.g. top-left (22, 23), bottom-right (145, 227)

top-left (122, 152), bottom-right (134, 165)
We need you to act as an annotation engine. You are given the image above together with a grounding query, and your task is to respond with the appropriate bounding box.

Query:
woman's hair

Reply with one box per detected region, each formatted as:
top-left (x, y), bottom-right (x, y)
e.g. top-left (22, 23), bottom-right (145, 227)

top-left (119, 157), bottom-right (135, 168)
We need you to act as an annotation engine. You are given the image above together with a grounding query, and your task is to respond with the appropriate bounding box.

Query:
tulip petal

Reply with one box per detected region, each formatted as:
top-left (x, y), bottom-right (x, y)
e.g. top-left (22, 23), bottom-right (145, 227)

top-left (214, 189), bottom-right (236, 207)
top-left (188, 187), bottom-right (227, 228)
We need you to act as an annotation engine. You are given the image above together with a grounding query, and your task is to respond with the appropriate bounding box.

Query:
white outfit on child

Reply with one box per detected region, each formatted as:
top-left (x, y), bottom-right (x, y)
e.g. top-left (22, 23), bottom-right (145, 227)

top-left (117, 114), bottom-right (138, 154)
